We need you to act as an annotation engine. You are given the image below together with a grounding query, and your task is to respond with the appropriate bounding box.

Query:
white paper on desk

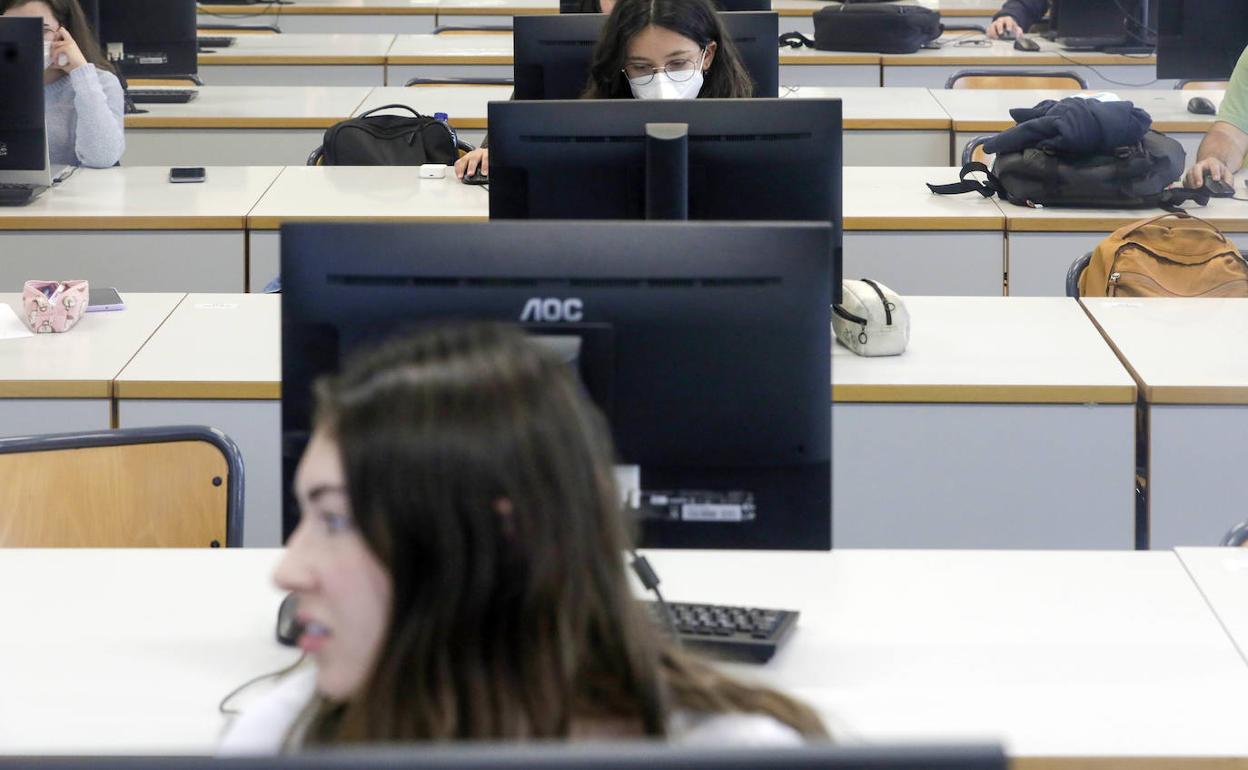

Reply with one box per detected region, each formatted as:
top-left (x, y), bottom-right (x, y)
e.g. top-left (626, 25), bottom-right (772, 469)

top-left (0, 304), bottom-right (33, 340)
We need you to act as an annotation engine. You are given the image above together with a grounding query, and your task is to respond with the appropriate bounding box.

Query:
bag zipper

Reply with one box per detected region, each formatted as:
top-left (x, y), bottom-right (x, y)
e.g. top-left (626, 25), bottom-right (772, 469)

top-left (860, 279), bottom-right (894, 326)
top-left (1108, 270), bottom-right (1248, 297)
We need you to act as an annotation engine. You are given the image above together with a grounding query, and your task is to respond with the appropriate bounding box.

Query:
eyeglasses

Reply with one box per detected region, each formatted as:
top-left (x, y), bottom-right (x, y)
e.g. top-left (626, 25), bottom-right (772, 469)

top-left (621, 49), bottom-right (706, 85)
top-left (41, 25), bottom-right (60, 40)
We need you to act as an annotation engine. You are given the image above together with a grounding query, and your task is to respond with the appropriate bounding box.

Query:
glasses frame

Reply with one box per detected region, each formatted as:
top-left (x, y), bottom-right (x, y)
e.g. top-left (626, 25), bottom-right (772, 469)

top-left (621, 48), bottom-right (707, 86)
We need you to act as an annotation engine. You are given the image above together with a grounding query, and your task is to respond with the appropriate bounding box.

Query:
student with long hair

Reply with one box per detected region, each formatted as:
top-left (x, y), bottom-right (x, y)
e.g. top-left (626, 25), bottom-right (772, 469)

top-left (1, 0), bottom-right (124, 167)
top-left (455, 0), bottom-right (753, 179)
top-left (220, 324), bottom-right (826, 752)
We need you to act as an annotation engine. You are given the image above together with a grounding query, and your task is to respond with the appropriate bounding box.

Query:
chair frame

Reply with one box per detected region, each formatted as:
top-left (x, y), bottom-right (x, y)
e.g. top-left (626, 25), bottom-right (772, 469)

top-left (0, 425), bottom-right (245, 547)
top-left (944, 69), bottom-right (1089, 90)
top-left (1222, 521), bottom-right (1248, 546)
top-left (1065, 252), bottom-right (1092, 298)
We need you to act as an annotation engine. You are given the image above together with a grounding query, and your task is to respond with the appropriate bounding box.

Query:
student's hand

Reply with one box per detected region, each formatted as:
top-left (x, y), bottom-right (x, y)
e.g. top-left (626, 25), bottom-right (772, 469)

top-left (454, 148), bottom-right (489, 179)
top-left (987, 16), bottom-right (1024, 40)
top-left (49, 27), bottom-right (87, 73)
top-left (1185, 156), bottom-right (1234, 189)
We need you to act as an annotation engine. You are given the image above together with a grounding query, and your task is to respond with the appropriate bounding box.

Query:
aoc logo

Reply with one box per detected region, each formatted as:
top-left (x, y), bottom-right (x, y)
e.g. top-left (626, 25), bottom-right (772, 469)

top-left (520, 297), bottom-right (583, 323)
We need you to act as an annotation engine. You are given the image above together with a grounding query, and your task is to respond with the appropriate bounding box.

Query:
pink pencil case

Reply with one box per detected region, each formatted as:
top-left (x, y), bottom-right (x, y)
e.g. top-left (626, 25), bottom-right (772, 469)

top-left (23, 280), bottom-right (89, 334)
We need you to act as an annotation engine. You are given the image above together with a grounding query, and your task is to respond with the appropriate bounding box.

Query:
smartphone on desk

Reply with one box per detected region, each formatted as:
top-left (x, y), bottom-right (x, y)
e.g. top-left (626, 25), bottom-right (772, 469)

top-left (170, 167), bottom-right (206, 184)
top-left (87, 287), bottom-right (125, 312)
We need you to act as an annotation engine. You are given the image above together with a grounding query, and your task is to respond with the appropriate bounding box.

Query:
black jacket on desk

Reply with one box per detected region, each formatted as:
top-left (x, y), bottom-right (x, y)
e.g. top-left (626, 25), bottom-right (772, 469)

top-left (992, 0), bottom-right (1050, 31)
top-left (983, 97), bottom-right (1152, 156)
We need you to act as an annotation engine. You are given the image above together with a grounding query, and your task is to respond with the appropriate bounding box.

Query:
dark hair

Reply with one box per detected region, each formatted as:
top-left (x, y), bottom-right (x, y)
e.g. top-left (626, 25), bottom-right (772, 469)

top-left (582, 0), bottom-right (754, 99)
top-left (296, 323), bottom-right (825, 744)
top-left (0, 0), bottom-right (115, 75)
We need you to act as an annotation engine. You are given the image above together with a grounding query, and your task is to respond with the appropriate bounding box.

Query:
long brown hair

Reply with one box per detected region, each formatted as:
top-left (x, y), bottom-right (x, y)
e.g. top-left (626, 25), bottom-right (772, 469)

top-left (295, 323), bottom-right (825, 745)
top-left (582, 0), bottom-right (754, 99)
top-left (0, 0), bottom-right (115, 75)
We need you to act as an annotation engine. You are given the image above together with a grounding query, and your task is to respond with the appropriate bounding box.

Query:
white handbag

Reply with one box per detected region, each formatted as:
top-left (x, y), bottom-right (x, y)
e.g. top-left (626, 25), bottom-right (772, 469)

top-left (832, 279), bottom-right (909, 357)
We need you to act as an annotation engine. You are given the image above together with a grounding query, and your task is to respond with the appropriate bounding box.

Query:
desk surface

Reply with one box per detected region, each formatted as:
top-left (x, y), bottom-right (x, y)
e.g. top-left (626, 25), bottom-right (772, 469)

top-left (932, 89), bottom-right (1223, 134)
top-left (0, 293), bottom-right (184, 399)
top-left (843, 166), bottom-right (1004, 231)
top-left (115, 294), bottom-right (280, 400)
top-left (246, 166), bottom-right (489, 228)
top-left (123, 86), bottom-right (372, 129)
top-left (200, 0), bottom-right (438, 12)
top-left (1175, 547), bottom-right (1248, 668)
top-left (0, 167), bottom-right (284, 231)
top-left (783, 86), bottom-right (950, 129)
top-left (353, 85), bottom-right (514, 128)
top-left (833, 296), bottom-right (1135, 403)
top-left (1082, 298), bottom-right (1248, 405)
top-left (198, 33), bottom-right (396, 65)
top-left (882, 35), bottom-right (1157, 67)
top-left (7, 548), bottom-right (1248, 763)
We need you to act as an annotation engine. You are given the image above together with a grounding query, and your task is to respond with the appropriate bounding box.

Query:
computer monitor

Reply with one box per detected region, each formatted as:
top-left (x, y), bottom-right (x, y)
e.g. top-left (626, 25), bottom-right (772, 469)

top-left (280, 220), bottom-right (833, 550)
top-left (1157, 0), bottom-right (1248, 80)
top-left (513, 12), bottom-right (779, 100)
top-left (560, 0), bottom-right (771, 12)
top-left (97, 0), bottom-right (197, 78)
top-left (486, 98), bottom-right (842, 300)
top-left (0, 744), bottom-right (1009, 770)
top-left (1053, 0), bottom-right (1156, 52)
top-left (0, 18), bottom-right (53, 189)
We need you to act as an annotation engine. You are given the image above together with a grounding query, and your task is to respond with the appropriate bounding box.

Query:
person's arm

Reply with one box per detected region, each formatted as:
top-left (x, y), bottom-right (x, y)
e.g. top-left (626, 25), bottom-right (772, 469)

top-left (1184, 43), bottom-right (1248, 188)
top-left (987, 0), bottom-right (1049, 38)
top-left (68, 66), bottom-right (126, 168)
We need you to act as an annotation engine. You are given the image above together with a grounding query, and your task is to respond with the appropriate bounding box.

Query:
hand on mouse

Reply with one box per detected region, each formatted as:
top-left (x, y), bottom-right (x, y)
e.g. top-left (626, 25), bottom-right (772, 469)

top-left (454, 148), bottom-right (489, 179)
top-left (1185, 157), bottom-right (1233, 190)
top-left (987, 16), bottom-right (1023, 40)
top-left (49, 27), bottom-right (86, 73)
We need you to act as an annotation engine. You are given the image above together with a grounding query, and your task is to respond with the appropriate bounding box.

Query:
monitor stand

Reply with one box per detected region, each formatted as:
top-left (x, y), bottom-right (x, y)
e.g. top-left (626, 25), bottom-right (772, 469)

top-left (644, 122), bottom-right (689, 221)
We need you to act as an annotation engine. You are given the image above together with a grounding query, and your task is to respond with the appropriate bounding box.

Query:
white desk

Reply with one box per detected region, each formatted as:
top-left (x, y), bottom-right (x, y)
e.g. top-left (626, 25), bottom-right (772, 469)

top-left (8, 548), bottom-right (1248, 766)
top-left (1175, 547), bottom-right (1248, 662)
top-left (1082, 298), bottom-right (1248, 549)
top-left (843, 167), bottom-right (1005, 295)
top-left (245, 166), bottom-right (489, 288)
top-left (115, 294), bottom-right (283, 548)
top-left (433, 0), bottom-right (556, 28)
top-left (199, 0), bottom-right (440, 35)
top-left (0, 166), bottom-right (283, 293)
top-left (0, 293), bottom-right (184, 438)
top-left (832, 297), bottom-right (1137, 548)
top-left (996, 172), bottom-right (1248, 296)
top-left (783, 87), bottom-right (952, 166)
top-left (882, 36), bottom-right (1170, 90)
top-left (932, 88), bottom-right (1220, 168)
top-left (124, 86), bottom-right (373, 167)
top-left (198, 33), bottom-right (396, 86)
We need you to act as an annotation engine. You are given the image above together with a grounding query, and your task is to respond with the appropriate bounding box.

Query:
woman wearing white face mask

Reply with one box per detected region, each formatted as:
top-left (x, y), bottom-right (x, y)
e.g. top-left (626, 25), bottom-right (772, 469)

top-left (455, 0), bottom-right (750, 180)
top-left (1, 0), bottom-right (124, 168)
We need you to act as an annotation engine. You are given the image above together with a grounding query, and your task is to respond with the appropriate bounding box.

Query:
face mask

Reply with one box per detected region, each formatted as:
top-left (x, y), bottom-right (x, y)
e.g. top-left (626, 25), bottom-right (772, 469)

top-left (42, 40), bottom-right (52, 70)
top-left (628, 68), bottom-right (704, 100)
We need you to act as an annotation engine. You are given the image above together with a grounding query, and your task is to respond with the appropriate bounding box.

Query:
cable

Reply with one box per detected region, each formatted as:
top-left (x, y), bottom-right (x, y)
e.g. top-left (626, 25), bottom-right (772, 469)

top-left (629, 549), bottom-right (679, 644)
top-left (218, 653), bottom-right (307, 716)
top-left (1110, 0), bottom-right (1157, 38)
top-left (1046, 46), bottom-right (1160, 88)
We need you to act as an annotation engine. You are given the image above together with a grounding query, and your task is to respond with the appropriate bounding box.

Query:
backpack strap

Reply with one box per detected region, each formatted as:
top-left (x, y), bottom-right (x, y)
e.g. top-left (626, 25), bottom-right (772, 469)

top-left (1119, 209), bottom-right (1228, 241)
top-left (926, 162), bottom-right (1004, 199)
top-left (357, 104), bottom-right (426, 120)
top-left (778, 32), bottom-right (814, 49)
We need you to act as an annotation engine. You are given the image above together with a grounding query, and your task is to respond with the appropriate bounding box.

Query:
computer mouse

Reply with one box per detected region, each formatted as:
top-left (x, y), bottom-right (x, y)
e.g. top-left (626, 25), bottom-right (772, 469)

top-left (1203, 171), bottom-right (1235, 198)
top-left (276, 592), bottom-right (304, 647)
top-left (461, 171), bottom-right (489, 185)
top-left (1188, 96), bottom-right (1217, 116)
top-left (1013, 36), bottom-right (1041, 52)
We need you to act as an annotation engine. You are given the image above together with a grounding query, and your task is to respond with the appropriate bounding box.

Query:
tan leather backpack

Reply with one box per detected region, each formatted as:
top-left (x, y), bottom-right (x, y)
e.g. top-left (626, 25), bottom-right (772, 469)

top-left (1078, 212), bottom-right (1248, 298)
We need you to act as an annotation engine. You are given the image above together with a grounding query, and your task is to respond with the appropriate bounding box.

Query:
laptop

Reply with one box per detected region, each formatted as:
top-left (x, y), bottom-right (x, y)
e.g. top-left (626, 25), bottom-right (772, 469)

top-left (0, 16), bottom-right (68, 205)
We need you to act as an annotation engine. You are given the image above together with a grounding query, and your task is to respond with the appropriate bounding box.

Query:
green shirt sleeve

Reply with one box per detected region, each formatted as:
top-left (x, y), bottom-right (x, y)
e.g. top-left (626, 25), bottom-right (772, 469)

top-left (1215, 44), bottom-right (1248, 136)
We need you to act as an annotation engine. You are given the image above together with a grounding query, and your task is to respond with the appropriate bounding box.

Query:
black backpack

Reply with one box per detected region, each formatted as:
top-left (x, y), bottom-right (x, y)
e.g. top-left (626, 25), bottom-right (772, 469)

top-left (779, 4), bottom-right (941, 55)
top-left (928, 130), bottom-right (1210, 210)
top-left (309, 104), bottom-right (467, 166)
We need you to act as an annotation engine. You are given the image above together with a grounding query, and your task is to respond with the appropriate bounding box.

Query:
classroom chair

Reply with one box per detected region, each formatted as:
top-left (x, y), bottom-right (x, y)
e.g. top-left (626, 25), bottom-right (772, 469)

top-left (1222, 521), bottom-right (1248, 546)
top-left (404, 76), bottom-right (515, 87)
top-left (1176, 80), bottom-right (1228, 90)
top-left (1065, 252), bottom-right (1093, 298)
top-left (0, 426), bottom-right (244, 548)
top-left (432, 25), bottom-right (514, 35)
top-left (197, 24), bottom-right (282, 34)
top-left (960, 135), bottom-right (994, 166)
top-left (945, 70), bottom-right (1089, 89)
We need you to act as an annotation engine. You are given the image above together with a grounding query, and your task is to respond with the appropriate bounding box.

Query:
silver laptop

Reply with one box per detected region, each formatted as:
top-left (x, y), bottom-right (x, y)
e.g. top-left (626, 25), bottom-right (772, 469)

top-left (0, 16), bottom-right (65, 205)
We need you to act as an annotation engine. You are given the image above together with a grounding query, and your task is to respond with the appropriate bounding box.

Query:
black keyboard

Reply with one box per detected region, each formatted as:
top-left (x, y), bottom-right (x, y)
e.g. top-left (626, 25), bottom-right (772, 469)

top-left (127, 88), bottom-right (199, 104)
top-left (1057, 35), bottom-right (1123, 50)
top-left (645, 601), bottom-right (799, 664)
top-left (198, 35), bottom-right (236, 48)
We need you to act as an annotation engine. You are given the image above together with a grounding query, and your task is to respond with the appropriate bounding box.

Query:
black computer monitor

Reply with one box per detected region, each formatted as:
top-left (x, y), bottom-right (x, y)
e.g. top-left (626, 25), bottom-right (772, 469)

top-left (280, 220), bottom-right (833, 551)
top-left (0, 744), bottom-right (1009, 770)
top-left (560, 0), bottom-right (771, 11)
top-left (513, 11), bottom-right (779, 100)
top-left (98, 0), bottom-right (197, 78)
top-left (1053, 0), bottom-right (1156, 52)
top-left (486, 98), bottom-right (842, 299)
top-left (0, 18), bottom-right (50, 186)
top-left (1157, 0), bottom-right (1248, 80)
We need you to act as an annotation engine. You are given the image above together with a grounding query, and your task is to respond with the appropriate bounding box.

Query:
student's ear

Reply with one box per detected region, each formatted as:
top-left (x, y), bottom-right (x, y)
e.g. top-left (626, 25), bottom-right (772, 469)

top-left (703, 41), bottom-right (717, 71)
